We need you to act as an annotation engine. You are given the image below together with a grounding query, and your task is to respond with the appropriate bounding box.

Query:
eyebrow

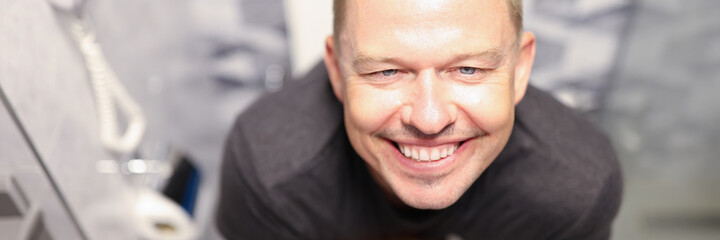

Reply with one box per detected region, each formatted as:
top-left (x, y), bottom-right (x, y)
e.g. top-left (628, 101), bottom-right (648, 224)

top-left (452, 49), bottom-right (505, 64)
top-left (352, 48), bottom-right (506, 68)
top-left (352, 55), bottom-right (402, 67)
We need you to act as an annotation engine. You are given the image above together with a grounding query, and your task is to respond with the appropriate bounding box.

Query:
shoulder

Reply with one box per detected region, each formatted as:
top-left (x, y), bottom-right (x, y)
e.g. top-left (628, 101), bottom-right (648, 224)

top-left (217, 63), bottom-right (347, 239)
top-left (228, 63), bottom-right (343, 188)
top-left (488, 85), bottom-right (623, 237)
top-left (513, 85), bottom-right (621, 183)
top-left (514, 86), bottom-right (621, 188)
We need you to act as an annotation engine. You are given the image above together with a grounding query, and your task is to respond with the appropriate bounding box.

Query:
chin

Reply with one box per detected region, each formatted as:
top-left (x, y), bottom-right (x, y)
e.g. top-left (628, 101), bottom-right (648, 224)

top-left (405, 197), bottom-right (459, 210)
top-left (391, 179), bottom-right (468, 210)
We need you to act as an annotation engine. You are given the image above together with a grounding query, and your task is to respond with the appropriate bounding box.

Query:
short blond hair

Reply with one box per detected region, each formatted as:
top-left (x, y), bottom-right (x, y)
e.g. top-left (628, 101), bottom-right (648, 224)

top-left (333, 0), bottom-right (523, 40)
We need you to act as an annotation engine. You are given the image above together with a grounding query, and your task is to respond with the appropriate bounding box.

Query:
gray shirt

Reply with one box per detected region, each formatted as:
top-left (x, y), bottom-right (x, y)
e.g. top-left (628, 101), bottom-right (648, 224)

top-left (216, 63), bottom-right (622, 240)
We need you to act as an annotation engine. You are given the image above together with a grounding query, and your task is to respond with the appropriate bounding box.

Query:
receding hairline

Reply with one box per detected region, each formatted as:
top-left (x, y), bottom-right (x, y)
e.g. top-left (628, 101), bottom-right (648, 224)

top-left (332, 0), bottom-right (524, 41)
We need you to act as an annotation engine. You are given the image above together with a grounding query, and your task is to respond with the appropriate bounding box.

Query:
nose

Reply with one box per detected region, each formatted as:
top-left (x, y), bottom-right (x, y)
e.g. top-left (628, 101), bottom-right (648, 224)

top-left (403, 70), bottom-right (457, 135)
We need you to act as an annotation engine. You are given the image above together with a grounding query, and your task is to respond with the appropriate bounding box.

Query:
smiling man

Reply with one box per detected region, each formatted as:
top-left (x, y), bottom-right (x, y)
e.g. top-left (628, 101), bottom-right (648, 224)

top-left (216, 0), bottom-right (622, 239)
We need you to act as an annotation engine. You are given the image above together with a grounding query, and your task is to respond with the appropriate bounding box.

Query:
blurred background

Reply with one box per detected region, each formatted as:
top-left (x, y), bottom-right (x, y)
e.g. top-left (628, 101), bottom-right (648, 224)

top-left (0, 0), bottom-right (718, 239)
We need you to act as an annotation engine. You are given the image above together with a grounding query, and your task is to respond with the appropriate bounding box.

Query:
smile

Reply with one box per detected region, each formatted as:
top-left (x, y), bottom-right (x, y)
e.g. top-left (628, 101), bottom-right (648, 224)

top-left (394, 142), bottom-right (463, 162)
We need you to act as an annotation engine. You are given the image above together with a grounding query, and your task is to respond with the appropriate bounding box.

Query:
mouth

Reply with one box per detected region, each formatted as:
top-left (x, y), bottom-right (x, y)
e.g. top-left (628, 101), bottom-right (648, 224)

top-left (392, 141), bottom-right (466, 162)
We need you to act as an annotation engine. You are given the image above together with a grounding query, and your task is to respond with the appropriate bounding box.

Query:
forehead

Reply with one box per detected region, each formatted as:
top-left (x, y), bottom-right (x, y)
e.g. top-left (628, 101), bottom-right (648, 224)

top-left (342, 0), bottom-right (514, 58)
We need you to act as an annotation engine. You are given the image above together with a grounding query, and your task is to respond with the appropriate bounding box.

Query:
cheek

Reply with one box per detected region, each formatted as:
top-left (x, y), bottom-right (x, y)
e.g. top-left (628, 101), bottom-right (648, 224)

top-left (451, 83), bottom-right (514, 131)
top-left (345, 85), bottom-right (404, 132)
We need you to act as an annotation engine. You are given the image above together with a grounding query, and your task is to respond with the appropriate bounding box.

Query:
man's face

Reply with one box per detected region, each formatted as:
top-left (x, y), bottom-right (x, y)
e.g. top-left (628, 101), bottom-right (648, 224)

top-left (325, 0), bottom-right (535, 209)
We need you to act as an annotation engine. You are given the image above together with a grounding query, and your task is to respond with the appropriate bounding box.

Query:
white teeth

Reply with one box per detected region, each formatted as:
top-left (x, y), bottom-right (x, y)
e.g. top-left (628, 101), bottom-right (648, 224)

top-left (419, 149), bottom-right (429, 161)
top-left (401, 146), bottom-right (409, 157)
top-left (430, 149), bottom-right (440, 161)
top-left (397, 142), bottom-right (461, 162)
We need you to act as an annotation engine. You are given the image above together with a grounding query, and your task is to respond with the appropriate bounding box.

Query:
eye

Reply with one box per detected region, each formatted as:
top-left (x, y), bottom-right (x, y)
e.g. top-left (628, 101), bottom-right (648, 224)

top-left (449, 66), bottom-right (490, 82)
top-left (380, 69), bottom-right (398, 76)
top-left (361, 69), bottom-right (404, 83)
top-left (458, 67), bottom-right (477, 75)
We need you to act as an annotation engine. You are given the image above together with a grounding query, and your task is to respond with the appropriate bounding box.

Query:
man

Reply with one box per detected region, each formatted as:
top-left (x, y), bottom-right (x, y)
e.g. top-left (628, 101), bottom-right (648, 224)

top-left (216, 0), bottom-right (622, 239)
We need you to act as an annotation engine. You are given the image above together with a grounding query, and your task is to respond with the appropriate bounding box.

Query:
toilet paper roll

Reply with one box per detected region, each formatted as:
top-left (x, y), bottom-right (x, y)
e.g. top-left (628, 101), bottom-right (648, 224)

top-left (132, 188), bottom-right (198, 240)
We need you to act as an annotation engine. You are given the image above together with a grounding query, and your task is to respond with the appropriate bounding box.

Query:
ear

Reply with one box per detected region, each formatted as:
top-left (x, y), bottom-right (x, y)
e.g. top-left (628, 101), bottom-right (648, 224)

top-left (512, 31), bottom-right (536, 105)
top-left (324, 36), bottom-right (345, 103)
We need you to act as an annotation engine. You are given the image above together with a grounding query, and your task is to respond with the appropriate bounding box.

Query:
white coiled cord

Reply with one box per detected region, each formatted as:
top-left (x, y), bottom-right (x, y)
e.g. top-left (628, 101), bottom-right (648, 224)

top-left (68, 15), bottom-right (146, 155)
